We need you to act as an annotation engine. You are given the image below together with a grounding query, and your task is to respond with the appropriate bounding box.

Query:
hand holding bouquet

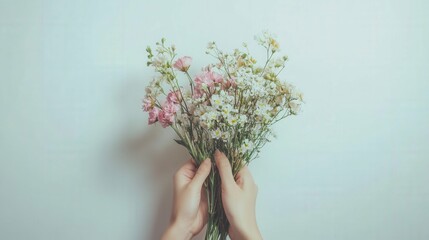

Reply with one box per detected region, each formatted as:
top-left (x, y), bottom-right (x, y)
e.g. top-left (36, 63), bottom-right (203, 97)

top-left (143, 32), bottom-right (303, 240)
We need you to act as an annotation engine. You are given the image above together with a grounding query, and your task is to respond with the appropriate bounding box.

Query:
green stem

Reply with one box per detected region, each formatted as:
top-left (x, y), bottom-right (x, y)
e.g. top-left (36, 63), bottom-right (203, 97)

top-left (184, 71), bottom-right (195, 95)
top-left (204, 162), bottom-right (229, 240)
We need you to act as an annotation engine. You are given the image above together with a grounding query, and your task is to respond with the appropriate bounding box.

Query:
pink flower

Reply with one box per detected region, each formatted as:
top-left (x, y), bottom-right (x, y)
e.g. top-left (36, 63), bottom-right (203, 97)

top-left (192, 87), bottom-right (204, 98)
top-left (193, 70), bottom-right (224, 97)
top-left (194, 73), bottom-right (213, 88)
top-left (158, 111), bottom-right (173, 128)
top-left (164, 102), bottom-right (179, 115)
top-left (194, 70), bottom-right (224, 87)
top-left (173, 56), bottom-right (192, 72)
top-left (142, 97), bottom-right (154, 111)
top-left (210, 71), bottom-right (223, 84)
top-left (167, 90), bottom-right (181, 104)
top-left (158, 102), bottom-right (179, 128)
top-left (148, 107), bottom-right (160, 125)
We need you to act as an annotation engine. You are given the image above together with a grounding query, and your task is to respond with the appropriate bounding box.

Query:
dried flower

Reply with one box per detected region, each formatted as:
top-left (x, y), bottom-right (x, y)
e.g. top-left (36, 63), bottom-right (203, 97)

top-left (142, 97), bottom-right (154, 111)
top-left (173, 56), bottom-right (192, 72)
top-left (148, 107), bottom-right (160, 125)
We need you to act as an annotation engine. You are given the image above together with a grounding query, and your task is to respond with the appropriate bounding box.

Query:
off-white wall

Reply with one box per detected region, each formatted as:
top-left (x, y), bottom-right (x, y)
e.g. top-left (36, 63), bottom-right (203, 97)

top-left (1, 0), bottom-right (428, 239)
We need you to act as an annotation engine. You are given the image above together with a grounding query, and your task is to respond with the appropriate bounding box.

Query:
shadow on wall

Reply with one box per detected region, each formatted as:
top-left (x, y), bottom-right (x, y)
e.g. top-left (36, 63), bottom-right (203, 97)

top-left (113, 76), bottom-right (206, 240)
top-left (122, 127), bottom-right (184, 240)
top-left (120, 126), bottom-right (207, 240)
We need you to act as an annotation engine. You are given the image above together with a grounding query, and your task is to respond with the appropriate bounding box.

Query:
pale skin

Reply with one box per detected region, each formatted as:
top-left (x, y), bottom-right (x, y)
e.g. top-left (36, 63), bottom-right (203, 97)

top-left (161, 150), bottom-right (263, 240)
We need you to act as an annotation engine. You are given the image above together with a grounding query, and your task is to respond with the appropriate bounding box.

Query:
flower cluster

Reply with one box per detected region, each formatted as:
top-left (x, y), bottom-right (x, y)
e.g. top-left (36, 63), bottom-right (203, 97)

top-left (143, 33), bottom-right (302, 164)
top-left (142, 32), bottom-right (303, 239)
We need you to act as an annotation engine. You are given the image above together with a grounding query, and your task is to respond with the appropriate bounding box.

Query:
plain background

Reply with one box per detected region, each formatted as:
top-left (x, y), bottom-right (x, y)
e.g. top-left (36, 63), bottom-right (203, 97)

top-left (1, 0), bottom-right (429, 239)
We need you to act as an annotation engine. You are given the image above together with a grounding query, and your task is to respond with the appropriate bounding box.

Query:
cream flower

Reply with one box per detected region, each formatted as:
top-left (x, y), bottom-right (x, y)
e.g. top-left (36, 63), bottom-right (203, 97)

top-left (211, 128), bottom-right (222, 139)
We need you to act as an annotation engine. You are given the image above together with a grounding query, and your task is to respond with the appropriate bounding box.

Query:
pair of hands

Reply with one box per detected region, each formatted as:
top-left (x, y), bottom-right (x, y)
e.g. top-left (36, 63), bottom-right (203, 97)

top-left (161, 150), bottom-right (263, 240)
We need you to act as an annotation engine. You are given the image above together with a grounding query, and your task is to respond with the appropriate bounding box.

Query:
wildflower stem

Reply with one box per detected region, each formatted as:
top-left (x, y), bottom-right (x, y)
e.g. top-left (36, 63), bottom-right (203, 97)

top-left (184, 71), bottom-right (194, 95)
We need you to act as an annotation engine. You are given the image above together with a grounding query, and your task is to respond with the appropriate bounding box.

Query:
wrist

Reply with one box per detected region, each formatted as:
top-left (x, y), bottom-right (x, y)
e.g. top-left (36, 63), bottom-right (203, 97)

top-left (229, 222), bottom-right (262, 240)
top-left (161, 221), bottom-right (193, 240)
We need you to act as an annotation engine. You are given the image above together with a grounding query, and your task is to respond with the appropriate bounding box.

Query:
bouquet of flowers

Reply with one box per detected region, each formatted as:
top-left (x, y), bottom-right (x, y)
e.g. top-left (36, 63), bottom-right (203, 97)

top-left (143, 32), bottom-right (303, 240)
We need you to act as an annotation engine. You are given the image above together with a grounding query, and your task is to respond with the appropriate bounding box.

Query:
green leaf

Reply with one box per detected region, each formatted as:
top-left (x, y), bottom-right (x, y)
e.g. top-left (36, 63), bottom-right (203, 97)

top-left (174, 139), bottom-right (187, 147)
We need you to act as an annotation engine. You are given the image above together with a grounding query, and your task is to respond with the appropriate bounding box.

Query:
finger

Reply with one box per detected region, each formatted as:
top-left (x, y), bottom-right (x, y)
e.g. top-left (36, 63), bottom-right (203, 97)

top-left (235, 166), bottom-right (255, 189)
top-left (191, 158), bottom-right (211, 187)
top-left (180, 159), bottom-right (197, 172)
top-left (174, 159), bottom-right (197, 182)
top-left (236, 166), bottom-right (253, 181)
top-left (214, 149), bottom-right (235, 189)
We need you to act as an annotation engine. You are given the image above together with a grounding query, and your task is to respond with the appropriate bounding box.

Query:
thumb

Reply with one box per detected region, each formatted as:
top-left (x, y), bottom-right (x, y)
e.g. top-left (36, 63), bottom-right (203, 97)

top-left (191, 158), bottom-right (211, 187)
top-left (214, 150), bottom-right (235, 189)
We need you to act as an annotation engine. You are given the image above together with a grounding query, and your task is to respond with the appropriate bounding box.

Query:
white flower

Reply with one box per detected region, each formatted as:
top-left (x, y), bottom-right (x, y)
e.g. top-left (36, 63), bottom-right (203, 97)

top-left (255, 102), bottom-right (272, 116)
top-left (275, 95), bottom-right (285, 105)
top-left (219, 90), bottom-right (234, 103)
top-left (144, 76), bottom-right (164, 97)
top-left (289, 100), bottom-right (301, 114)
top-left (200, 110), bottom-right (219, 129)
top-left (207, 111), bottom-right (218, 121)
top-left (207, 42), bottom-right (215, 49)
top-left (240, 139), bottom-right (254, 153)
top-left (227, 115), bottom-right (239, 126)
top-left (152, 56), bottom-right (166, 68)
top-left (211, 128), bottom-right (222, 139)
top-left (193, 107), bottom-right (204, 117)
top-left (210, 94), bottom-right (223, 109)
top-left (273, 58), bottom-right (285, 67)
top-left (294, 91), bottom-right (304, 101)
top-left (221, 104), bottom-right (234, 117)
top-left (238, 115), bottom-right (248, 124)
top-left (268, 82), bottom-right (278, 93)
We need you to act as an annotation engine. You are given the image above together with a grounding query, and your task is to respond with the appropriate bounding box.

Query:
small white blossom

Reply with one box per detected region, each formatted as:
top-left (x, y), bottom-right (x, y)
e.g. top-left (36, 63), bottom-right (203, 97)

top-left (221, 104), bottom-right (234, 117)
top-left (210, 94), bottom-right (223, 109)
top-left (219, 90), bottom-right (234, 103)
top-left (240, 139), bottom-right (254, 153)
top-left (200, 111), bottom-right (218, 128)
top-left (238, 115), bottom-right (248, 124)
top-left (207, 42), bottom-right (215, 49)
top-left (289, 100), bottom-right (301, 114)
top-left (227, 115), bottom-right (239, 126)
top-left (152, 56), bottom-right (166, 68)
top-left (211, 128), bottom-right (222, 139)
